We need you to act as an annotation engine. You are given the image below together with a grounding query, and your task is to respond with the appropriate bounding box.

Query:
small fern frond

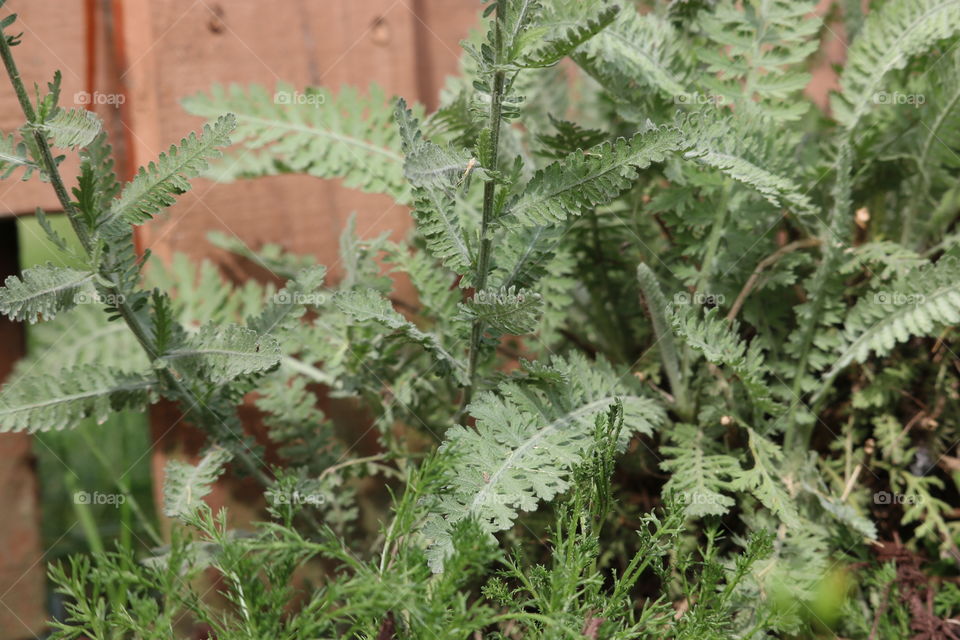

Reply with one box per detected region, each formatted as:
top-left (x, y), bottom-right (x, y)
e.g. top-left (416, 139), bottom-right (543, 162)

top-left (247, 265), bottom-right (327, 335)
top-left (913, 50), bottom-right (960, 187)
top-left (107, 115), bottom-right (236, 224)
top-left (162, 322), bottom-right (281, 383)
top-left (24, 303), bottom-right (144, 375)
top-left (661, 424), bottom-right (739, 517)
top-left (733, 427), bottom-right (800, 526)
top-left (679, 110), bottom-right (815, 214)
top-left (183, 84), bottom-right (407, 200)
top-left (518, 3), bottom-right (619, 69)
top-left (508, 124), bottom-right (684, 226)
top-left (696, 0), bottom-right (820, 120)
top-left (163, 446), bottom-right (233, 519)
top-left (0, 264), bottom-right (94, 323)
top-left (333, 288), bottom-right (467, 383)
top-left (459, 286), bottom-right (543, 336)
top-left (41, 108), bottom-right (102, 149)
top-left (637, 264), bottom-right (690, 418)
top-left (73, 133), bottom-right (120, 231)
top-left (0, 365), bottom-right (154, 433)
top-left (832, 0), bottom-right (960, 130)
top-left (570, 5), bottom-right (691, 98)
top-left (396, 99), bottom-right (474, 274)
top-left (0, 131), bottom-right (38, 180)
top-left (825, 254), bottom-right (960, 379)
top-left (423, 353), bottom-right (664, 571)
top-left (671, 306), bottom-right (782, 418)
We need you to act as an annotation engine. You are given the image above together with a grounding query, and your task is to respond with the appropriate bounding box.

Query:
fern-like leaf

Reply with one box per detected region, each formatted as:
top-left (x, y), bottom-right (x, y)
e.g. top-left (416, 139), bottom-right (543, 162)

top-left (679, 110), bottom-right (815, 214)
top-left (0, 131), bottom-right (38, 180)
top-left (661, 424), bottom-right (739, 517)
top-left (832, 0), bottom-right (960, 130)
top-left (395, 99), bottom-right (474, 274)
top-left (162, 446), bottom-right (233, 519)
top-left (671, 306), bottom-right (783, 418)
top-left (106, 115), bottom-right (235, 224)
top-left (423, 353), bottom-right (664, 571)
top-left (696, 0), bottom-right (820, 120)
top-left (733, 428), bottom-right (800, 526)
top-left (518, 3), bottom-right (619, 68)
top-left (825, 255), bottom-right (960, 380)
top-left (459, 286), bottom-right (543, 335)
top-left (569, 4), bottom-right (690, 98)
top-left (0, 365), bottom-right (154, 433)
top-left (42, 108), bottom-right (102, 149)
top-left (508, 124), bottom-right (684, 226)
top-left (333, 288), bottom-right (467, 383)
top-left (0, 264), bottom-right (94, 323)
top-left (162, 322), bottom-right (281, 383)
top-left (183, 84), bottom-right (407, 201)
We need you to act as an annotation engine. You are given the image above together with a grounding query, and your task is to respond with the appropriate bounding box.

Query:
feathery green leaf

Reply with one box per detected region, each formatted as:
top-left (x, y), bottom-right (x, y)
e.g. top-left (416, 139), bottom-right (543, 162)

top-left (107, 115), bottom-right (235, 224)
top-left (0, 264), bottom-right (94, 323)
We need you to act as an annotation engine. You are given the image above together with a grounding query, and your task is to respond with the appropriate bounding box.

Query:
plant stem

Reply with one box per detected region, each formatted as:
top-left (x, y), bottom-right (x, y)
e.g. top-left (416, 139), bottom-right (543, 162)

top-left (460, 9), bottom-right (506, 419)
top-left (785, 143), bottom-right (852, 452)
top-left (0, 24), bottom-right (273, 489)
top-left (725, 238), bottom-right (821, 323)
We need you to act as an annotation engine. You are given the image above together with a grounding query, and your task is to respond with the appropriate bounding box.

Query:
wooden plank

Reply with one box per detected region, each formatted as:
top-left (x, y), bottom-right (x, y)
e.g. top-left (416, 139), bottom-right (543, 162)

top-left (118, 0), bottom-right (427, 279)
top-left (0, 218), bottom-right (45, 640)
top-left (0, 1), bottom-right (87, 218)
top-left (411, 0), bottom-right (479, 111)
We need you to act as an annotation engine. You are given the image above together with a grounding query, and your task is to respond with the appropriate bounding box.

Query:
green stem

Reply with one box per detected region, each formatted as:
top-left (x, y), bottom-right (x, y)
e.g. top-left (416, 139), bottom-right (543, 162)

top-left (785, 143), bottom-right (852, 452)
top-left (460, 10), bottom-right (506, 419)
top-left (695, 181), bottom-right (733, 296)
top-left (79, 428), bottom-right (163, 546)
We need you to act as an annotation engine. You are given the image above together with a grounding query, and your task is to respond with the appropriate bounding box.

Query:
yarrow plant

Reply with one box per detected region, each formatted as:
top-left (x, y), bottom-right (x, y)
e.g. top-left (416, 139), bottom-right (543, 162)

top-left (1, 0), bottom-right (960, 637)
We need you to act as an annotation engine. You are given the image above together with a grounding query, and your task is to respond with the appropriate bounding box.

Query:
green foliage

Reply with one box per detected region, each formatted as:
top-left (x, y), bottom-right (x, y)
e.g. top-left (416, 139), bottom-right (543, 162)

top-left (42, 108), bottom-right (102, 149)
top-left (568, 3), bottom-right (690, 98)
top-left (696, 0), bottom-right (820, 120)
top-left (832, 0), bottom-right (960, 130)
top-left (183, 84), bottom-right (407, 200)
top-left (822, 253), bottom-right (960, 391)
top-left (162, 447), bottom-right (232, 519)
top-left (0, 263), bottom-right (93, 323)
top-left (0, 365), bottom-right (153, 433)
top-left (422, 354), bottom-right (664, 571)
top-left (0, 130), bottom-right (37, 179)
top-left (107, 115), bottom-right (235, 224)
top-left (161, 322), bottom-right (281, 383)
top-left (395, 99), bottom-right (475, 274)
top-left (4, 0), bottom-right (960, 637)
top-left (509, 124), bottom-right (684, 226)
top-left (517, 3), bottom-right (619, 69)
top-left (459, 285), bottom-right (542, 335)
